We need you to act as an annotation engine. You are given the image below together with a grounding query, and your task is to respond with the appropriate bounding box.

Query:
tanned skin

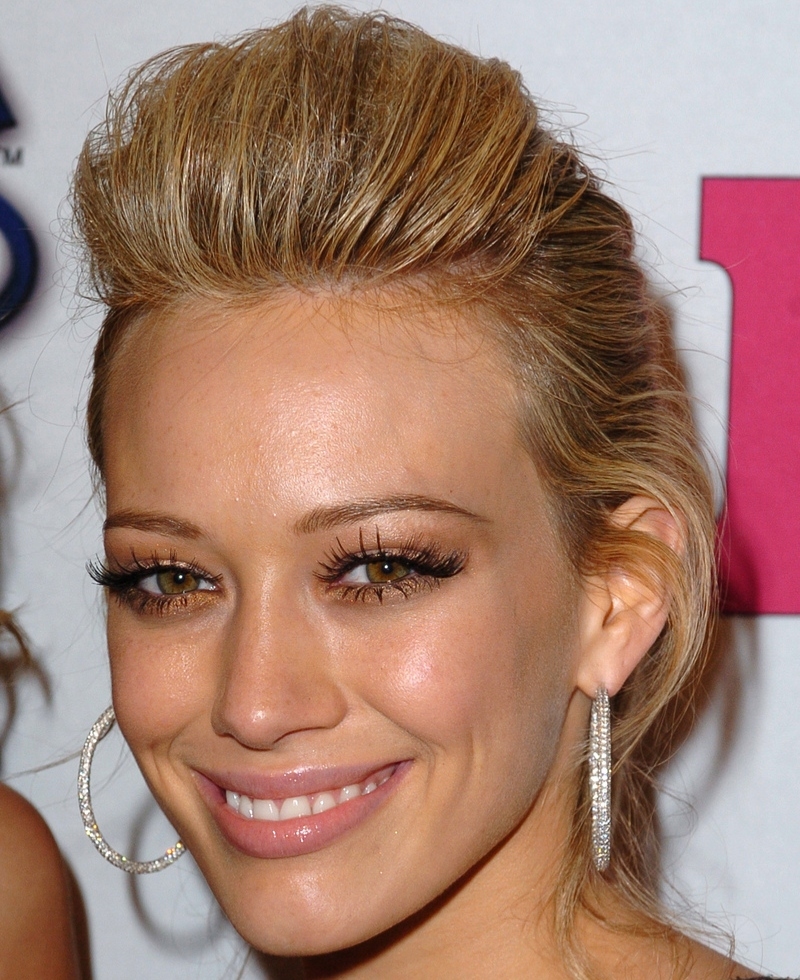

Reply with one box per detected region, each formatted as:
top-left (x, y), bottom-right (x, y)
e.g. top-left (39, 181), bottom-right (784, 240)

top-left (0, 783), bottom-right (82, 980)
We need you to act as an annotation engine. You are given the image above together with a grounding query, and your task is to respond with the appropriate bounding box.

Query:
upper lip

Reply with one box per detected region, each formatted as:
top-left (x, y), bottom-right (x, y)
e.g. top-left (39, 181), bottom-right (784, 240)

top-left (195, 761), bottom-right (406, 801)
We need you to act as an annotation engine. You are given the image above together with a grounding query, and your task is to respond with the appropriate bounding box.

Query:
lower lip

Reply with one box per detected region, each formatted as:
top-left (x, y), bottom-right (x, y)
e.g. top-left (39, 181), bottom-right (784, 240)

top-left (195, 764), bottom-right (409, 860)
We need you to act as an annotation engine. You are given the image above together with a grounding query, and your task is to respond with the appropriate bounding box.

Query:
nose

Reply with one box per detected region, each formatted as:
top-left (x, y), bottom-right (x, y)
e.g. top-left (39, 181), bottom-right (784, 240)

top-left (211, 586), bottom-right (348, 749)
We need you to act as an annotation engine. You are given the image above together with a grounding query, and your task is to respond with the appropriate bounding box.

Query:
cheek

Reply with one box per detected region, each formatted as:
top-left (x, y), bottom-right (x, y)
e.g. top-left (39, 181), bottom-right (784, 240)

top-left (345, 585), bottom-right (574, 767)
top-left (107, 606), bottom-right (212, 749)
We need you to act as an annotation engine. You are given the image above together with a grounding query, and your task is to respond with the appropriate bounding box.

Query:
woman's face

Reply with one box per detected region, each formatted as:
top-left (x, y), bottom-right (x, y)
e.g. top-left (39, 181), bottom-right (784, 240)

top-left (101, 291), bottom-right (585, 955)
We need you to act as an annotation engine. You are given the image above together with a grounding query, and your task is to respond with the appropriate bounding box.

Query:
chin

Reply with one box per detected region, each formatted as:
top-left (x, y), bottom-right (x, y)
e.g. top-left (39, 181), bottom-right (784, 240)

top-left (223, 896), bottom-right (392, 959)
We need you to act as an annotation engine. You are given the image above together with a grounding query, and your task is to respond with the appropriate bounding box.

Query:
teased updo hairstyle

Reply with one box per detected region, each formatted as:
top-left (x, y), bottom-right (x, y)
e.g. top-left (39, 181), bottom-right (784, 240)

top-left (72, 5), bottom-right (715, 968)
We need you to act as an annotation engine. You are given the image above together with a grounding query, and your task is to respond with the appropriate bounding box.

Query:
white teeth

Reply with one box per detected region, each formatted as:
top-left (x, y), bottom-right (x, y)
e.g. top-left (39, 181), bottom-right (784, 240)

top-left (338, 784), bottom-right (360, 803)
top-left (279, 796), bottom-right (313, 820)
top-left (225, 767), bottom-right (395, 822)
top-left (311, 792), bottom-right (337, 814)
top-left (252, 798), bottom-right (280, 821)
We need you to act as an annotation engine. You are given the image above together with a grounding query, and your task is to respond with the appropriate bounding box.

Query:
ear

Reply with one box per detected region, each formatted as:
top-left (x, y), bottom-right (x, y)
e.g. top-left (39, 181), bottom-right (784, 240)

top-left (575, 496), bottom-right (682, 699)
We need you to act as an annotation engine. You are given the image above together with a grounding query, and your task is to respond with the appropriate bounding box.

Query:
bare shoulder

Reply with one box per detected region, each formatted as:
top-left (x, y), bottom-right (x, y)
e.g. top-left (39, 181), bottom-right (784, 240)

top-left (682, 937), bottom-right (762, 979)
top-left (641, 932), bottom-right (773, 980)
top-left (0, 782), bottom-right (68, 895)
top-left (581, 908), bottom-right (768, 980)
top-left (0, 783), bottom-right (81, 980)
top-left (686, 941), bottom-right (788, 980)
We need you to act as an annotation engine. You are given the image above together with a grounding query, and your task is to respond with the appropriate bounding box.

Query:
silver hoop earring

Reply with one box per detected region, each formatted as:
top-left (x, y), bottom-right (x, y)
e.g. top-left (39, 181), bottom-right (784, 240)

top-left (589, 687), bottom-right (611, 872)
top-left (78, 706), bottom-right (185, 874)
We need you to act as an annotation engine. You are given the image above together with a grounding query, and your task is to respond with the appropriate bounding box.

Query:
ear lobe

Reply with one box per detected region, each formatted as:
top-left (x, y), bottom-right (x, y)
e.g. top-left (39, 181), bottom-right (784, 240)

top-left (575, 496), bottom-right (682, 699)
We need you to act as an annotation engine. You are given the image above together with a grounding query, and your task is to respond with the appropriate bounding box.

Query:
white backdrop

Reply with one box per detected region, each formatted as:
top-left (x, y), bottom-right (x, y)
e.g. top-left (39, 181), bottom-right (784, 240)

top-left (0, 2), bottom-right (797, 977)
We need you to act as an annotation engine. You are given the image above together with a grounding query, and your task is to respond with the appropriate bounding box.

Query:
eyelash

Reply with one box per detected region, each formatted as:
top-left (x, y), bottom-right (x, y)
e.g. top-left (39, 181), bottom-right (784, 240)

top-left (87, 552), bottom-right (221, 617)
top-left (88, 534), bottom-right (468, 615)
top-left (315, 531), bottom-right (467, 604)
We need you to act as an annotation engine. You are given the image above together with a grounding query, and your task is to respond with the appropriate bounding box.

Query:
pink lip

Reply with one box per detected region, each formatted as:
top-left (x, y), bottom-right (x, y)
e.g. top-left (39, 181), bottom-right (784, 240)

top-left (194, 761), bottom-right (409, 860)
top-left (197, 760), bottom-right (404, 801)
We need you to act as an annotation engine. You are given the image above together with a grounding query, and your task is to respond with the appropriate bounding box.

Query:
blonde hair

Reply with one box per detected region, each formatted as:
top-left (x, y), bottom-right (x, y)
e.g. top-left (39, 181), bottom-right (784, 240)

top-left (72, 6), bottom-right (716, 973)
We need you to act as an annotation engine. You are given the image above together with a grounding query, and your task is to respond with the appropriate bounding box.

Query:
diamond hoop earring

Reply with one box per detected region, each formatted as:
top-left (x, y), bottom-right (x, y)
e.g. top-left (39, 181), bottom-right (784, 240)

top-left (589, 686), bottom-right (611, 872)
top-left (78, 706), bottom-right (185, 874)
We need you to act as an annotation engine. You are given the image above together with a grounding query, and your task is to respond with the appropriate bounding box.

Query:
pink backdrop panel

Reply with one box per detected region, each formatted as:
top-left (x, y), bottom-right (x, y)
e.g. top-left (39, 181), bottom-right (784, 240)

top-left (701, 177), bottom-right (800, 614)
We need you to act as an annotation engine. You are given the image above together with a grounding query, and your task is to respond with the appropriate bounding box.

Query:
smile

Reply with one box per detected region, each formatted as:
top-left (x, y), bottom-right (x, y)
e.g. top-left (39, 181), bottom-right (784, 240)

top-left (196, 761), bottom-right (408, 859)
top-left (224, 764), bottom-right (396, 822)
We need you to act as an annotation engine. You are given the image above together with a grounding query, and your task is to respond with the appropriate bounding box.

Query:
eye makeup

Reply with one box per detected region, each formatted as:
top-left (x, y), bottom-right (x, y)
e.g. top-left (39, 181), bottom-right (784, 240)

top-left (88, 551), bottom-right (222, 617)
top-left (315, 528), bottom-right (468, 604)
top-left (90, 526), bottom-right (469, 615)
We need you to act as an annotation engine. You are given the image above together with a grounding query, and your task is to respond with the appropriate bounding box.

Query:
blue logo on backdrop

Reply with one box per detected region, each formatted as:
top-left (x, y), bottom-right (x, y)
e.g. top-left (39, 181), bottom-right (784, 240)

top-left (0, 89), bottom-right (13, 129)
top-left (0, 83), bottom-right (38, 328)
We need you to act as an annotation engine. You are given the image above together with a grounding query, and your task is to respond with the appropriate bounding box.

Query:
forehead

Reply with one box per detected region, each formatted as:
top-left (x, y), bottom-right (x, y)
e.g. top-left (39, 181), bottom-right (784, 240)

top-left (101, 290), bottom-right (538, 524)
top-left (112, 289), bottom-right (511, 389)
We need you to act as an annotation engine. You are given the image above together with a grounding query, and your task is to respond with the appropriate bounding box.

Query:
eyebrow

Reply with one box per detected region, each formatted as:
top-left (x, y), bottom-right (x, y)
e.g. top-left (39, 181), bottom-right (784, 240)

top-left (103, 512), bottom-right (205, 539)
top-left (293, 495), bottom-right (489, 535)
top-left (103, 495), bottom-right (488, 540)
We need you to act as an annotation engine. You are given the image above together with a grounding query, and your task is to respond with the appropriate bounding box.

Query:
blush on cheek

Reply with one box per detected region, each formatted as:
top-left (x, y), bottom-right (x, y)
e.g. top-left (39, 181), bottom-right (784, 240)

top-left (373, 620), bottom-right (518, 741)
top-left (108, 631), bottom-right (203, 747)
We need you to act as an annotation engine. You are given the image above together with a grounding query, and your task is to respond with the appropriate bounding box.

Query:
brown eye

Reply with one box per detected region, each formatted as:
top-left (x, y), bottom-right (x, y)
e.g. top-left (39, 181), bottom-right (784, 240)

top-left (364, 560), bottom-right (410, 583)
top-left (153, 569), bottom-right (201, 594)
